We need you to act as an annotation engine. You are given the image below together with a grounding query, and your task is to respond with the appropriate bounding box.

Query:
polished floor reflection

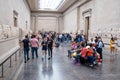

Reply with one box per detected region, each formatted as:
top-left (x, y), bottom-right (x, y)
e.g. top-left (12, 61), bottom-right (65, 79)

top-left (16, 43), bottom-right (120, 80)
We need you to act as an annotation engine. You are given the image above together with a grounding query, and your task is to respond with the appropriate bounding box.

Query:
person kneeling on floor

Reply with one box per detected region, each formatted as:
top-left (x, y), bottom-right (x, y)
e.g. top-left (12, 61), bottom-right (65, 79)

top-left (68, 41), bottom-right (78, 58)
top-left (86, 44), bottom-right (95, 67)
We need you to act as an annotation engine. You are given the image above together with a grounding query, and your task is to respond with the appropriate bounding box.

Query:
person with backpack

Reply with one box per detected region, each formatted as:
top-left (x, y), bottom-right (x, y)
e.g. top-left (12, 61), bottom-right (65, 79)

top-left (97, 38), bottom-right (104, 62)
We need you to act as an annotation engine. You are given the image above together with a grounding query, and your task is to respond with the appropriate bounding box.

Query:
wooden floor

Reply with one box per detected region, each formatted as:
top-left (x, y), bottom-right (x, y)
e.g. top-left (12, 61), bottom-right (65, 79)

top-left (15, 43), bottom-right (120, 80)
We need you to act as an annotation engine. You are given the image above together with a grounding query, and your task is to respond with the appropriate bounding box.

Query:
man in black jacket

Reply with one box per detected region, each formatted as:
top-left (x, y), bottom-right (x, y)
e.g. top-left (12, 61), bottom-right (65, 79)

top-left (22, 35), bottom-right (30, 63)
top-left (47, 36), bottom-right (53, 60)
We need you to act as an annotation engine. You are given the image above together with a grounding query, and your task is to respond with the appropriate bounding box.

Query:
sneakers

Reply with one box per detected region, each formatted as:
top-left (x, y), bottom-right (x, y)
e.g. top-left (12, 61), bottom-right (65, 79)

top-left (76, 63), bottom-right (80, 66)
top-left (48, 56), bottom-right (53, 60)
top-left (100, 59), bottom-right (103, 62)
top-left (98, 62), bottom-right (102, 65)
top-left (89, 64), bottom-right (93, 67)
top-left (73, 60), bottom-right (76, 63)
top-left (93, 61), bottom-right (96, 65)
top-left (48, 57), bottom-right (51, 60)
top-left (27, 58), bottom-right (30, 61)
top-left (24, 61), bottom-right (26, 63)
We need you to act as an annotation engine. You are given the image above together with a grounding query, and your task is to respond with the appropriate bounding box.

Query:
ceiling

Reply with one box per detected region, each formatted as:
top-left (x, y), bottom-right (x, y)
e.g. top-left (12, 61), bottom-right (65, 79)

top-left (26, 0), bottom-right (78, 13)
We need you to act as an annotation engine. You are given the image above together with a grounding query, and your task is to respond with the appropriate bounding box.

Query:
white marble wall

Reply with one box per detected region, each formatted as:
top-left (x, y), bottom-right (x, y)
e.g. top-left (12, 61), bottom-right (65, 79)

top-left (0, 0), bottom-right (30, 28)
top-left (0, 0), bottom-right (31, 60)
top-left (37, 17), bottom-right (58, 32)
top-left (63, 0), bottom-right (120, 45)
top-left (31, 12), bottom-right (62, 33)
top-left (79, 0), bottom-right (120, 44)
top-left (63, 8), bottom-right (77, 33)
top-left (58, 16), bottom-right (64, 33)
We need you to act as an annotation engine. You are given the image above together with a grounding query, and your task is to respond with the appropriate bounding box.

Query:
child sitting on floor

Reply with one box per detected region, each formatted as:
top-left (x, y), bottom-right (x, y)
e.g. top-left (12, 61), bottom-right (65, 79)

top-left (68, 41), bottom-right (78, 58)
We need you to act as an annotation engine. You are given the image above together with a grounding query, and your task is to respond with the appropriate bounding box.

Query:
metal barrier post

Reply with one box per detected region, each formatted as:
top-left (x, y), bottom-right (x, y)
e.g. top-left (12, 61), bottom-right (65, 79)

top-left (0, 48), bottom-right (20, 78)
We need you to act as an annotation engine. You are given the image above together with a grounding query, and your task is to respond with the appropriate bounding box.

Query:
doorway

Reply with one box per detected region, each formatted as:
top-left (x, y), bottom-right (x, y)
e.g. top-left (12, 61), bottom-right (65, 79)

top-left (85, 16), bottom-right (90, 39)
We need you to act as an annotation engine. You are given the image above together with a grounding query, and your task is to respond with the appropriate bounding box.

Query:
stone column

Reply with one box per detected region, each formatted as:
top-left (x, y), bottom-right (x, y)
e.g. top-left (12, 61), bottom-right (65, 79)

top-left (57, 16), bottom-right (60, 33)
top-left (34, 16), bottom-right (37, 32)
top-left (31, 16), bottom-right (36, 32)
top-left (58, 16), bottom-right (64, 33)
top-left (56, 16), bottom-right (59, 33)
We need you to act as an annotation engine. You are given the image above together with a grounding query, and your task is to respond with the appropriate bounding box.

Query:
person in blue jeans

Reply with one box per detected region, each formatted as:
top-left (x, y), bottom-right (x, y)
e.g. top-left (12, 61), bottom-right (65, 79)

top-left (97, 38), bottom-right (104, 62)
top-left (22, 35), bottom-right (30, 63)
top-left (86, 44), bottom-right (94, 67)
top-left (30, 35), bottom-right (39, 59)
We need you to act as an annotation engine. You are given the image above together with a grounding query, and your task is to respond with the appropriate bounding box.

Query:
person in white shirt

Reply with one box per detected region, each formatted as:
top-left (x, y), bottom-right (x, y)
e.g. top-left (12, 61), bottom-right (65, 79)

top-left (89, 38), bottom-right (95, 44)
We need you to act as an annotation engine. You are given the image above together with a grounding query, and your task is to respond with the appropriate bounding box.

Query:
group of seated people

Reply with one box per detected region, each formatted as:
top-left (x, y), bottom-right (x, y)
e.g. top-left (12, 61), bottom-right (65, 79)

top-left (68, 38), bottom-right (103, 67)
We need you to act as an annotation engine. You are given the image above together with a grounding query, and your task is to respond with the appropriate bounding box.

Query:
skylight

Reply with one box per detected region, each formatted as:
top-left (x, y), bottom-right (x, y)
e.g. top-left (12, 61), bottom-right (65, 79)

top-left (39, 0), bottom-right (65, 10)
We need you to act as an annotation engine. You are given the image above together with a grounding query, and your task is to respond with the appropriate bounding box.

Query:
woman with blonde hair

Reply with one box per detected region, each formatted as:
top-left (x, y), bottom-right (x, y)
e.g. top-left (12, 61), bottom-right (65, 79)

top-left (110, 37), bottom-right (115, 54)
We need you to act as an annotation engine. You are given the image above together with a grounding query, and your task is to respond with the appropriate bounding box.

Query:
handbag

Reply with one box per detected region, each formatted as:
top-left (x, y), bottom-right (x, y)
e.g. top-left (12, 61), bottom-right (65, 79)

top-left (111, 44), bottom-right (115, 47)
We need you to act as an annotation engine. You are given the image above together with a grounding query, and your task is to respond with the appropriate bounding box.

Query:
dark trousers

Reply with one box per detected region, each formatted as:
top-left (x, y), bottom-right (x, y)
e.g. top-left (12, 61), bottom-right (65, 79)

top-left (80, 57), bottom-right (86, 64)
top-left (31, 47), bottom-right (38, 58)
top-left (24, 48), bottom-right (29, 61)
top-left (68, 50), bottom-right (74, 58)
top-left (97, 48), bottom-right (103, 59)
top-left (75, 54), bottom-right (81, 63)
top-left (87, 56), bottom-right (94, 64)
top-left (48, 47), bottom-right (52, 57)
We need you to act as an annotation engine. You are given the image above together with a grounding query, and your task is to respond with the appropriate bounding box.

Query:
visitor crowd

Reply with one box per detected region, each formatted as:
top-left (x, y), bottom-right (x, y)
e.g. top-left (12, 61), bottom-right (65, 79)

top-left (21, 31), bottom-right (118, 68)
